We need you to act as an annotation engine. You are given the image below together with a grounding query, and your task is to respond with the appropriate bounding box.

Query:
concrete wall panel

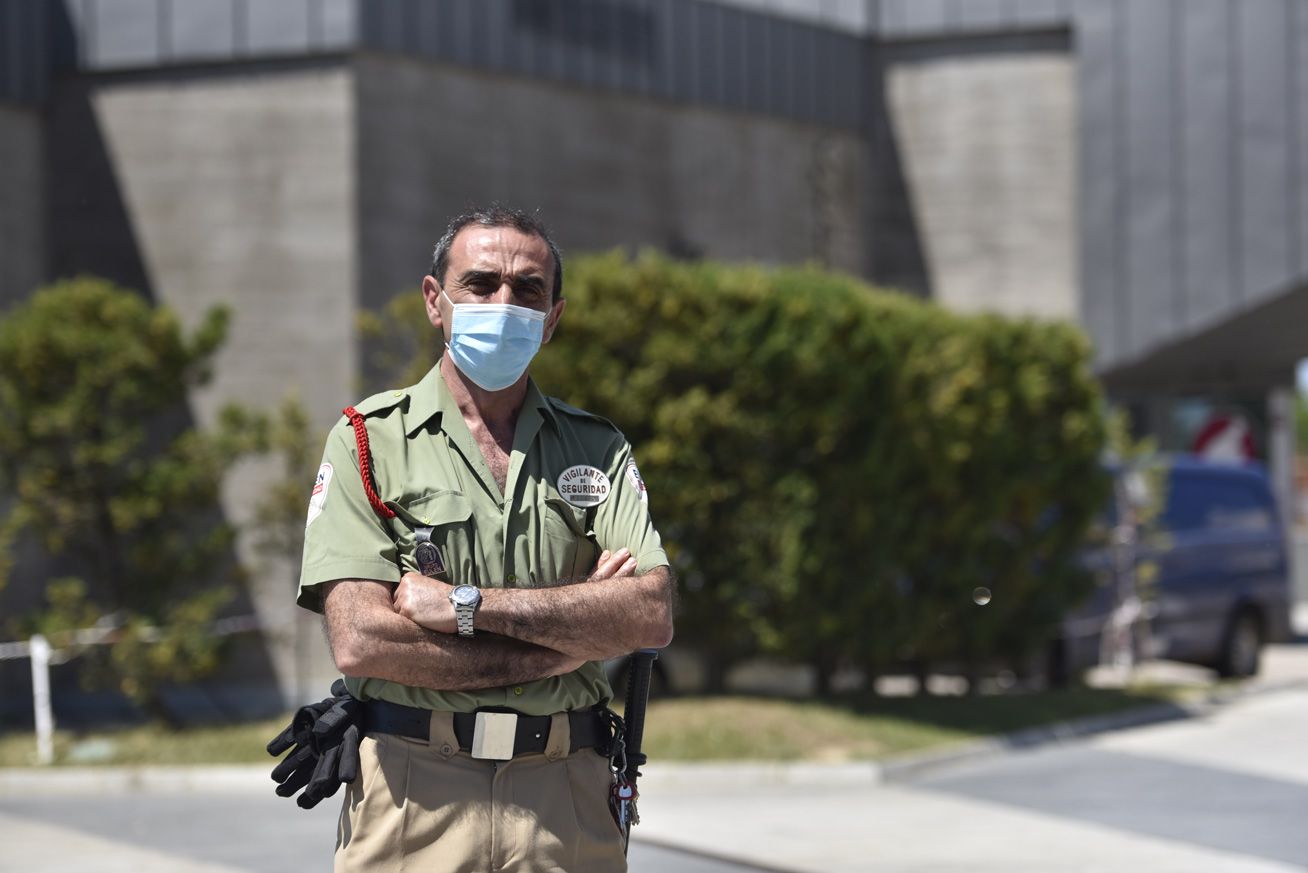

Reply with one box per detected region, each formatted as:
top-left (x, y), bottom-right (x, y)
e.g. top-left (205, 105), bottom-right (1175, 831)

top-left (355, 56), bottom-right (867, 319)
top-left (1122, 0), bottom-right (1176, 358)
top-left (1073, 0), bottom-right (1119, 365)
top-left (885, 36), bottom-right (1078, 321)
top-left (1237, 0), bottom-right (1293, 306)
top-left (1, 0), bottom-right (50, 104)
top-left (46, 66), bottom-right (357, 699)
top-left (245, 0), bottom-right (319, 56)
top-left (1179, 0), bottom-right (1235, 334)
top-left (1015, 0), bottom-right (1071, 29)
top-left (320, 0), bottom-right (358, 50)
top-left (90, 0), bottom-right (160, 67)
top-left (1297, 2), bottom-right (1308, 278)
top-left (953, 0), bottom-right (1007, 32)
top-left (896, 0), bottom-right (951, 34)
top-left (169, 0), bottom-right (237, 61)
top-left (69, 67), bottom-right (358, 437)
top-left (0, 104), bottom-right (44, 310)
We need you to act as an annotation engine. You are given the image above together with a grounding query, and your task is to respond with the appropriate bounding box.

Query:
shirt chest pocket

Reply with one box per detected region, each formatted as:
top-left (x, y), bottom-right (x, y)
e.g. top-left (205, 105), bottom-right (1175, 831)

top-left (539, 496), bottom-right (596, 583)
top-left (395, 491), bottom-right (474, 584)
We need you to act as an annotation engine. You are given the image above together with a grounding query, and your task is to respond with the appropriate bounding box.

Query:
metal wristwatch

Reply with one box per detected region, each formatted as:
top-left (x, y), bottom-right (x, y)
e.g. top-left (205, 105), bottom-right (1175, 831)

top-left (448, 585), bottom-right (481, 636)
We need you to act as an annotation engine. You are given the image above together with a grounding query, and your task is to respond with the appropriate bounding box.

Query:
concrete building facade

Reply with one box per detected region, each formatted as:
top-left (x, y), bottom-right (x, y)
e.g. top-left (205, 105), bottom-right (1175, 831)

top-left (1, 0), bottom-right (1304, 711)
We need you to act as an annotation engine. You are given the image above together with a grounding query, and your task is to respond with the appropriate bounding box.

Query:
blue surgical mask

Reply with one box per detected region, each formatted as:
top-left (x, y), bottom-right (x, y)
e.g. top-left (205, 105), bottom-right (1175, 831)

top-left (442, 290), bottom-right (548, 391)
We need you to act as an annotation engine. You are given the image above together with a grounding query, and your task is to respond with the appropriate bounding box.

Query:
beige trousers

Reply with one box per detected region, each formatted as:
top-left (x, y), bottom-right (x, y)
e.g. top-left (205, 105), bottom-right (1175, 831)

top-left (335, 711), bottom-right (628, 873)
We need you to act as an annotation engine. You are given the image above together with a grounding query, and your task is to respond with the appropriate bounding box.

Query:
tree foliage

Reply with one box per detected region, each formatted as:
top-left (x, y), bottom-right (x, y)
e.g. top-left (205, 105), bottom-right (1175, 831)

top-left (373, 253), bottom-right (1110, 692)
top-left (0, 277), bottom-right (264, 721)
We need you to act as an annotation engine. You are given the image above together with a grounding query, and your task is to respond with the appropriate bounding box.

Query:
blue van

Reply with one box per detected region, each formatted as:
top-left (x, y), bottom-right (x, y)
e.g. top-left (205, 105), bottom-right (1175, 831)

top-left (1054, 456), bottom-right (1294, 681)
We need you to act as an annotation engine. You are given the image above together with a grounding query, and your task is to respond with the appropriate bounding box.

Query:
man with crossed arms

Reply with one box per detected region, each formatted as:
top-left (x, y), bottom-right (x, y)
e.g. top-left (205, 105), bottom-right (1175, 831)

top-left (298, 206), bottom-right (675, 872)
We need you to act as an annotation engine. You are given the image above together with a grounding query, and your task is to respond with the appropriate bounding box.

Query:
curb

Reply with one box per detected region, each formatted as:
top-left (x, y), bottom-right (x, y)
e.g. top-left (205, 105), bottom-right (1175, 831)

top-left (0, 764), bottom-right (268, 796)
top-left (3, 674), bottom-right (1305, 797)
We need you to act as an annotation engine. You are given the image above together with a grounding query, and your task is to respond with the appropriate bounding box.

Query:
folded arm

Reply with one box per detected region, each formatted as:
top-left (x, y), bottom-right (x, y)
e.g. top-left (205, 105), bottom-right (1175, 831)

top-left (322, 578), bottom-right (584, 691)
top-left (393, 549), bottom-right (676, 661)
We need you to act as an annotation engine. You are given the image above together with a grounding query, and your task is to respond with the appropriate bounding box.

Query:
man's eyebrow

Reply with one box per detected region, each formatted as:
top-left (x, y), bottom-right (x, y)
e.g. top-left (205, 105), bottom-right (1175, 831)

top-left (458, 269), bottom-right (546, 290)
top-left (458, 269), bottom-right (501, 285)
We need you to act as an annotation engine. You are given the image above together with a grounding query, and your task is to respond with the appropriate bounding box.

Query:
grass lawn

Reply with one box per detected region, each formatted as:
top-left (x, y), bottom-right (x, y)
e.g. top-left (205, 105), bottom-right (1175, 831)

top-left (636, 683), bottom-right (1196, 762)
top-left (0, 682), bottom-right (1196, 768)
top-left (0, 714), bottom-right (288, 768)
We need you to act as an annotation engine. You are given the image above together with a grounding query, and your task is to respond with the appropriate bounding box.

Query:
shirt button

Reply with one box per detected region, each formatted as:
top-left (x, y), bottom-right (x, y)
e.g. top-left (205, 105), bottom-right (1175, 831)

top-left (513, 686), bottom-right (523, 696)
top-left (421, 516), bottom-right (431, 524)
top-left (506, 574), bottom-right (518, 584)
top-left (392, 391), bottom-right (403, 397)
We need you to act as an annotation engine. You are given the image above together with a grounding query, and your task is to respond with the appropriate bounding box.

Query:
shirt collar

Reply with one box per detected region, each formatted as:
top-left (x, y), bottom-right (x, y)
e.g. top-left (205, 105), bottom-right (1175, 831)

top-left (403, 362), bottom-right (554, 438)
top-left (403, 364), bottom-right (447, 438)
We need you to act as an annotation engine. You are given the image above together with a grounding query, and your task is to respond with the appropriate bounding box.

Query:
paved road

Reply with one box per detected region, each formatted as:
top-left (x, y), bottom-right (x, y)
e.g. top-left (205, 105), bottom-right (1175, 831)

top-left (636, 683), bottom-right (1308, 872)
top-left (3, 644), bottom-right (1306, 872)
top-left (0, 779), bottom-right (767, 873)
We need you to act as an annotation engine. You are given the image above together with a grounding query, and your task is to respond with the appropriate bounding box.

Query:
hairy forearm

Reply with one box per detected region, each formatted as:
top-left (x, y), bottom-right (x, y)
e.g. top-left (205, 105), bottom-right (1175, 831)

top-left (477, 566), bottom-right (675, 661)
top-left (323, 580), bottom-right (581, 690)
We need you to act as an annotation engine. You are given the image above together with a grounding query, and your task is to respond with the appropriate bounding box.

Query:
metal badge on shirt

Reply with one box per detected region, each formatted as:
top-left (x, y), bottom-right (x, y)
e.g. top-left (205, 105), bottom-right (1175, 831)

top-left (557, 465), bottom-right (611, 508)
top-left (414, 526), bottom-right (446, 577)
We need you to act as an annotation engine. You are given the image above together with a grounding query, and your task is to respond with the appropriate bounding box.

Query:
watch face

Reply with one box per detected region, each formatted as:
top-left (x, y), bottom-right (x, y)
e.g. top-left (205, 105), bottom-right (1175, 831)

top-left (450, 585), bottom-right (481, 607)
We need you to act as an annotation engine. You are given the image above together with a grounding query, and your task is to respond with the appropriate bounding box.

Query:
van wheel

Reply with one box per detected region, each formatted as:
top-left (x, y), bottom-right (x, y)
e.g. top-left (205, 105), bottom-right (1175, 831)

top-left (1216, 609), bottom-right (1262, 678)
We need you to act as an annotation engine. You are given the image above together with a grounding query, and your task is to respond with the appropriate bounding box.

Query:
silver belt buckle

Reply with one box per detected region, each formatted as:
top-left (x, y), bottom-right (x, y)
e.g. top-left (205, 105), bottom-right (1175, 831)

top-left (471, 712), bottom-right (518, 760)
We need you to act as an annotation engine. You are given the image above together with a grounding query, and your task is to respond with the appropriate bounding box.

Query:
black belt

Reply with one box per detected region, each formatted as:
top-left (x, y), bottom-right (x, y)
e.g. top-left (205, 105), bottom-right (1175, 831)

top-left (362, 699), bottom-right (609, 757)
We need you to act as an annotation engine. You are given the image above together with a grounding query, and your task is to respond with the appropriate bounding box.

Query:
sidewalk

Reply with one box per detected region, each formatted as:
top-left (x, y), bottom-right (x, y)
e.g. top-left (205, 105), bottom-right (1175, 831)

top-left (2, 643), bottom-right (1306, 873)
top-left (632, 644), bottom-right (1308, 873)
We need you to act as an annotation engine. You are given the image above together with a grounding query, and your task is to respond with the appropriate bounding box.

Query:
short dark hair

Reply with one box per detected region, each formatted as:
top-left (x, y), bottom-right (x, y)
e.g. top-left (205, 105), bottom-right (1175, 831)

top-left (430, 205), bottom-right (564, 301)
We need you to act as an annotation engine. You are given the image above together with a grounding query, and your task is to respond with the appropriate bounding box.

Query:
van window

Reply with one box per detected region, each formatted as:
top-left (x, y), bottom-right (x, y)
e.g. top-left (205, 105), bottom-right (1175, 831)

top-left (1162, 472), bottom-right (1275, 534)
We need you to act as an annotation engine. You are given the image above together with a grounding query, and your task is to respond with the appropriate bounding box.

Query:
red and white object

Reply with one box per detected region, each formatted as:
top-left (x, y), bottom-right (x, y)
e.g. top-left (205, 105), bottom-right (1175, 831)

top-left (1192, 414), bottom-right (1255, 461)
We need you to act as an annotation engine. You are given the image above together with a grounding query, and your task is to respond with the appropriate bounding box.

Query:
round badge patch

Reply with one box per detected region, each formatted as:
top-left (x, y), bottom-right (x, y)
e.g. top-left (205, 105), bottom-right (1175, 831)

top-left (557, 465), bottom-right (611, 508)
top-left (305, 462), bottom-right (333, 528)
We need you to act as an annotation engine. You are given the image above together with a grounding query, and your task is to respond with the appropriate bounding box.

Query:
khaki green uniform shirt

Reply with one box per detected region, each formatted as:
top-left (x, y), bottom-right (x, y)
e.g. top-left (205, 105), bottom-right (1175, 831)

top-left (298, 363), bottom-right (668, 716)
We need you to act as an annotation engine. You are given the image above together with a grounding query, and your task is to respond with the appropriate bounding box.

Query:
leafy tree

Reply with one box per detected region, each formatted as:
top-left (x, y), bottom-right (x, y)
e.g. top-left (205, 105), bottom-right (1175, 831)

top-left (881, 315), bottom-right (1109, 691)
top-left (358, 289), bottom-right (444, 390)
top-left (248, 394), bottom-right (318, 702)
top-left (250, 394), bottom-right (315, 565)
top-left (0, 278), bottom-right (264, 723)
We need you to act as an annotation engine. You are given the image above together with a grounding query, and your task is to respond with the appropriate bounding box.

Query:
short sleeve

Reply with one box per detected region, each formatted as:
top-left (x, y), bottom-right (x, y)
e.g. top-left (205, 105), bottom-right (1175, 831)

top-left (593, 440), bottom-right (668, 575)
top-left (297, 420), bottom-right (402, 612)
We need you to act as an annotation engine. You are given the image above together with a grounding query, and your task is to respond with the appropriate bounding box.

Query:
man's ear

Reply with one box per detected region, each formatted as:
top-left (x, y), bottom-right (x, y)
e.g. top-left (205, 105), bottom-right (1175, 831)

top-left (542, 298), bottom-right (566, 344)
top-left (421, 275), bottom-right (443, 331)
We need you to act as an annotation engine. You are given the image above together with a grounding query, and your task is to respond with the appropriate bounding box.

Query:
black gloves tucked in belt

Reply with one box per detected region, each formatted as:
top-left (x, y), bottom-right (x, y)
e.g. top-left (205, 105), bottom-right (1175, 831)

top-left (266, 678), bottom-right (363, 809)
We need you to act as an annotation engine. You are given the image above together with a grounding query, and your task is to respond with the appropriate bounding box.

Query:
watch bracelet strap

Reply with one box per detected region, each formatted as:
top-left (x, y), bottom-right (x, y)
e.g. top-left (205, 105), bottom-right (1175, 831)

top-left (456, 604), bottom-right (476, 636)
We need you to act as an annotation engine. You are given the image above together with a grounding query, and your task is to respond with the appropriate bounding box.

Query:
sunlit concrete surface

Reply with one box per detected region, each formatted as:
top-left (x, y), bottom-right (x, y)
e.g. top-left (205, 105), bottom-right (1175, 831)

top-left (3, 646), bottom-right (1306, 873)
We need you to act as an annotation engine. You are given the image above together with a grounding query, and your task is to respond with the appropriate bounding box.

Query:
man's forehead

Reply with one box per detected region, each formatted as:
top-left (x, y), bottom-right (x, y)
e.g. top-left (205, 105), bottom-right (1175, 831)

top-left (451, 225), bottom-right (552, 275)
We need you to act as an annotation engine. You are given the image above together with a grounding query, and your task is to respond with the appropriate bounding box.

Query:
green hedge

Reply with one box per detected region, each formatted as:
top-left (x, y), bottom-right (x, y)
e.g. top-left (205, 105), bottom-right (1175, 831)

top-left (381, 252), bottom-right (1110, 691)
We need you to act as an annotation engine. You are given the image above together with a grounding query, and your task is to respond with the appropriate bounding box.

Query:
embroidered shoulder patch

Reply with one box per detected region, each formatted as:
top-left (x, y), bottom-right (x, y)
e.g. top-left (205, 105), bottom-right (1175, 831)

top-left (305, 463), bottom-right (333, 528)
top-left (557, 465), bottom-right (611, 508)
top-left (624, 458), bottom-right (648, 504)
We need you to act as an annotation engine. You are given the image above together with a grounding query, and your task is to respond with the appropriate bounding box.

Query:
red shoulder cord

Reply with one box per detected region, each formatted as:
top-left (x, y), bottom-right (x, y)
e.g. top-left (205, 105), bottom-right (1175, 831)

top-left (342, 406), bottom-right (396, 520)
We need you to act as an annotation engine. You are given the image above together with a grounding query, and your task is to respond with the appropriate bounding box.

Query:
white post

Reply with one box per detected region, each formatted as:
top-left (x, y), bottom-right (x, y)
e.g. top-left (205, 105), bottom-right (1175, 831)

top-left (29, 634), bottom-right (54, 765)
top-left (1268, 386), bottom-right (1295, 533)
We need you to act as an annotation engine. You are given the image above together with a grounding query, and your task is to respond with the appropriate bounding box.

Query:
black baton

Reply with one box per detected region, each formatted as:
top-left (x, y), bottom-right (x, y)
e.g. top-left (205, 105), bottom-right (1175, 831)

top-left (622, 648), bottom-right (658, 783)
